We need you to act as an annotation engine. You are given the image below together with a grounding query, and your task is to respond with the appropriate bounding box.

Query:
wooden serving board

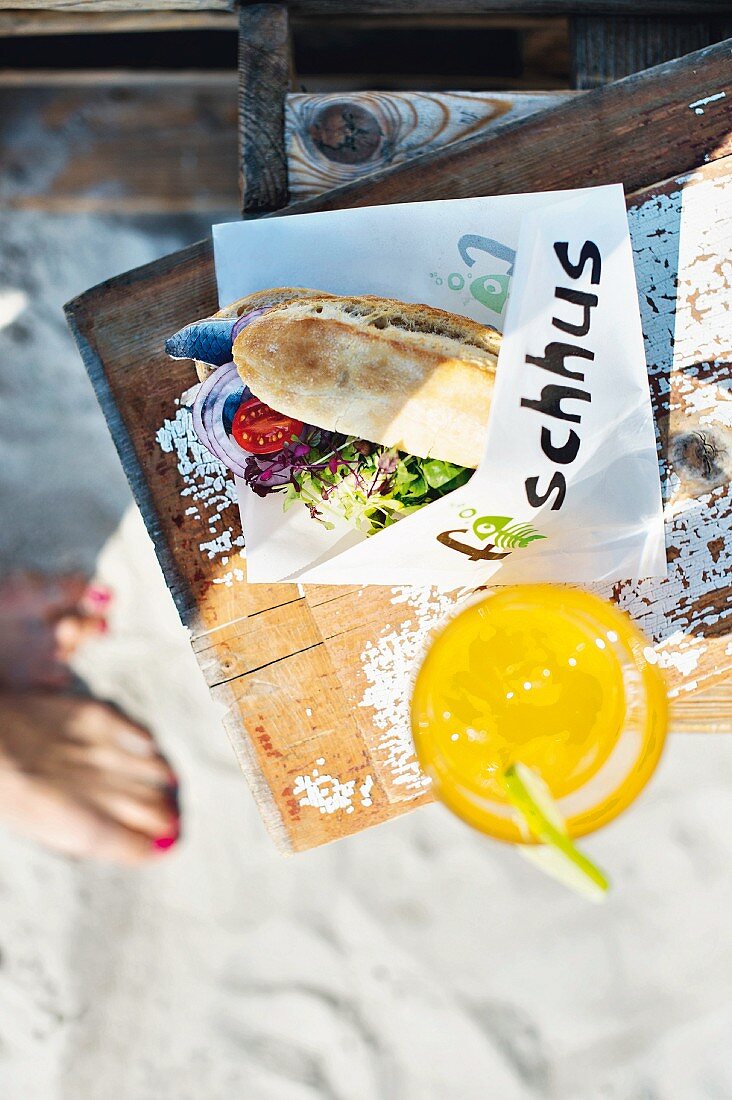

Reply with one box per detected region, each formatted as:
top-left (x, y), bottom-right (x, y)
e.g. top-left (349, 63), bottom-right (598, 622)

top-left (66, 44), bottom-right (732, 851)
top-left (66, 156), bottom-right (732, 852)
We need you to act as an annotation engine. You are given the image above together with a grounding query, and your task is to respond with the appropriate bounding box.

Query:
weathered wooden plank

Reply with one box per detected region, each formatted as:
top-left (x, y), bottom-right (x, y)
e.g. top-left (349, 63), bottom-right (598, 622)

top-left (213, 649), bottom-right (430, 854)
top-left (0, 71), bottom-right (238, 86)
top-left (238, 2), bottom-right (290, 214)
top-left (0, 1), bottom-right (233, 9)
top-left (1, 85), bottom-right (572, 214)
top-left (285, 90), bottom-right (575, 201)
top-left (295, 11), bottom-right (566, 24)
top-left (607, 158), bottom-right (732, 702)
top-left (2, 0), bottom-right (725, 12)
top-left (570, 15), bottom-right (718, 89)
top-left (0, 84), bottom-right (239, 213)
top-left (278, 40), bottom-right (732, 214)
top-left (671, 681), bottom-right (732, 734)
top-left (0, 10), bottom-right (237, 32)
top-left (194, 596), bottom-right (324, 686)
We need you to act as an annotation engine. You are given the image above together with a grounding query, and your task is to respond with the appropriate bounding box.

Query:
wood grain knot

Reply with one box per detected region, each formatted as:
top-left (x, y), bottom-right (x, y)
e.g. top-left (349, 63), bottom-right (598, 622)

top-left (671, 428), bottom-right (730, 489)
top-left (308, 102), bottom-right (383, 166)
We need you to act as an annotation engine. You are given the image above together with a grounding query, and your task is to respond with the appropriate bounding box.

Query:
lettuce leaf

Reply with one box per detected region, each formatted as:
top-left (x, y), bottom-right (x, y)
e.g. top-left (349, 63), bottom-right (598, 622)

top-left (242, 425), bottom-right (472, 536)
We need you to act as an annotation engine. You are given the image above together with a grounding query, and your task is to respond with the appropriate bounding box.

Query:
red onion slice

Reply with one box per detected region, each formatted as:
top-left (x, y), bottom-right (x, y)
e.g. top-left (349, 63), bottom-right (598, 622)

top-left (200, 385), bottom-right (247, 477)
top-left (205, 376), bottom-right (254, 476)
top-left (190, 364), bottom-right (227, 464)
top-left (190, 362), bottom-right (251, 477)
top-left (232, 306), bottom-right (267, 342)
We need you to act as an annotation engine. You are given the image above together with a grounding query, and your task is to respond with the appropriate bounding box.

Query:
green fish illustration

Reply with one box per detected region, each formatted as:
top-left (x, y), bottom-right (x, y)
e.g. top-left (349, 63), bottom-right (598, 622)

top-left (472, 515), bottom-right (546, 549)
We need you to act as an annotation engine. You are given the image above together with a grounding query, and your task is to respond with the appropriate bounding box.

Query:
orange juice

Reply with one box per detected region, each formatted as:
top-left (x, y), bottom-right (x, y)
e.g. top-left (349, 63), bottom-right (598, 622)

top-left (411, 586), bottom-right (667, 843)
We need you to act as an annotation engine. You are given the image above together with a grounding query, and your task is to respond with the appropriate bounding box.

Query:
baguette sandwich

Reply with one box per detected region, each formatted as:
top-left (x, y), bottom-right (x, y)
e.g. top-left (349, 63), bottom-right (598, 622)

top-left (166, 288), bottom-right (501, 535)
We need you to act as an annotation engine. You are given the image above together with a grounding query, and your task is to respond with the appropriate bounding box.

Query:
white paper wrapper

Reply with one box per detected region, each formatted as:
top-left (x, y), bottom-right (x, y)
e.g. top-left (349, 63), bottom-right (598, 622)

top-left (213, 185), bottom-right (666, 586)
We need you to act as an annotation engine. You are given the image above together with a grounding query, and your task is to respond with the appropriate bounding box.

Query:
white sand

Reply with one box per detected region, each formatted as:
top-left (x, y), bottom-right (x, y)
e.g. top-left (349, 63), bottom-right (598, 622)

top-left (1, 213), bottom-right (731, 1099)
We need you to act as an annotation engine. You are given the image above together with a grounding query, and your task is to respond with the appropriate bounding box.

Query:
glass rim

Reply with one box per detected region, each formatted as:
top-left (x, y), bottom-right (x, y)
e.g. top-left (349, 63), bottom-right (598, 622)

top-left (410, 584), bottom-right (669, 844)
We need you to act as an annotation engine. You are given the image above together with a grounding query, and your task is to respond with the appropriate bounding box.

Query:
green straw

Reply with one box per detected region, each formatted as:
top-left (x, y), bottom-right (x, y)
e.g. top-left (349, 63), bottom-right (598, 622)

top-left (502, 762), bottom-right (610, 901)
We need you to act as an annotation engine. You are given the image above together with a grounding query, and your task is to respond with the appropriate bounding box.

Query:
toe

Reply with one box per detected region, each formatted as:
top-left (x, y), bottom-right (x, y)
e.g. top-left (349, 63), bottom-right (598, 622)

top-left (84, 814), bottom-right (179, 865)
top-left (53, 612), bottom-right (108, 663)
top-left (53, 615), bottom-right (88, 659)
top-left (88, 787), bottom-right (179, 842)
top-left (0, 777), bottom-right (176, 865)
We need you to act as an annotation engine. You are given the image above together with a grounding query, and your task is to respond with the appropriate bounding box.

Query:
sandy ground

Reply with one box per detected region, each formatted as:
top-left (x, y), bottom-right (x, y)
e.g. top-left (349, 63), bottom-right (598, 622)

top-left (1, 212), bottom-right (731, 1100)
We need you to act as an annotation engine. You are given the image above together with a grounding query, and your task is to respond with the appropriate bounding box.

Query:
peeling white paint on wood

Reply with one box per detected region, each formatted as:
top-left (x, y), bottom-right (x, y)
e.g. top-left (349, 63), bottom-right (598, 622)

top-left (688, 91), bottom-right (726, 115)
top-left (292, 762), bottom-right (375, 816)
top-left (155, 405), bottom-right (244, 565)
top-left (358, 586), bottom-right (464, 796)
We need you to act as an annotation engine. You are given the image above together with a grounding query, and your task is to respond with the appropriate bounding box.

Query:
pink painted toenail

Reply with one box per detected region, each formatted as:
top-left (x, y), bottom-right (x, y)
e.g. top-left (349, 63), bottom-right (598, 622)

top-left (152, 835), bottom-right (178, 851)
top-left (86, 585), bottom-right (112, 606)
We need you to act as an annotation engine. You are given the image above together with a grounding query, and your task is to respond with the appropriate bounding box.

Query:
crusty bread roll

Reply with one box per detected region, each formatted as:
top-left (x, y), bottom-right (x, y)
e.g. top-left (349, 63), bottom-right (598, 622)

top-left (233, 295), bottom-right (501, 469)
top-left (193, 286), bottom-right (333, 381)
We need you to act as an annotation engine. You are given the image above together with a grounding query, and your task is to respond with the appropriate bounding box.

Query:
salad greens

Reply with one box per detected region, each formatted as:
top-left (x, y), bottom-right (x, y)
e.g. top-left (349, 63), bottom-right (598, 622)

top-left (243, 424), bottom-right (472, 536)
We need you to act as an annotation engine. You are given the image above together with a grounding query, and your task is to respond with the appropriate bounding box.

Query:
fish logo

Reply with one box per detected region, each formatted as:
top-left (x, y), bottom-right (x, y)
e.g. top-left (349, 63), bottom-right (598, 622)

top-left (436, 509), bottom-right (546, 561)
top-left (470, 514), bottom-right (546, 549)
top-left (429, 234), bottom-right (516, 317)
top-left (468, 274), bottom-right (511, 313)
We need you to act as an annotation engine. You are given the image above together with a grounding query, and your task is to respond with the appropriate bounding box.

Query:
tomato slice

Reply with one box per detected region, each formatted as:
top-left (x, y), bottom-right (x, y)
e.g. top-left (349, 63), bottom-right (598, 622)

top-left (231, 397), bottom-right (303, 455)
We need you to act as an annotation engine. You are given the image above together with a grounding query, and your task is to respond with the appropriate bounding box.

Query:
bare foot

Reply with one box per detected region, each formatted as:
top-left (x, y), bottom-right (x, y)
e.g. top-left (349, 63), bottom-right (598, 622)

top-left (0, 572), bottom-right (110, 689)
top-left (0, 693), bottom-right (180, 864)
top-left (0, 571), bottom-right (180, 864)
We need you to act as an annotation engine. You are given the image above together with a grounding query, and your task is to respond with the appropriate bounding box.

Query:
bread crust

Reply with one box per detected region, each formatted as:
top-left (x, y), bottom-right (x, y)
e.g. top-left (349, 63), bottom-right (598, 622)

top-left (193, 286), bottom-right (333, 381)
top-left (233, 295), bottom-right (501, 468)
